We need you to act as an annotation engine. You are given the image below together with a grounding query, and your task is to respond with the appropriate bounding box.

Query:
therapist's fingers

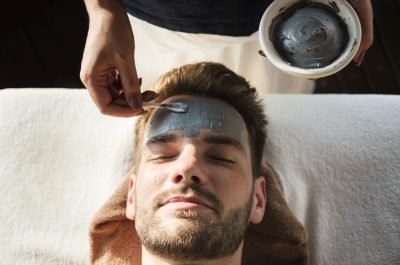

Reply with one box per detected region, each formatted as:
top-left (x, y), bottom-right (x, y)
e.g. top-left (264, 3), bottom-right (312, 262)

top-left (111, 72), bottom-right (157, 102)
top-left (141, 90), bottom-right (159, 101)
top-left (117, 59), bottom-right (143, 112)
top-left (109, 74), bottom-right (158, 108)
top-left (83, 70), bottom-right (144, 117)
top-left (111, 90), bottom-right (158, 106)
top-left (89, 86), bottom-right (144, 117)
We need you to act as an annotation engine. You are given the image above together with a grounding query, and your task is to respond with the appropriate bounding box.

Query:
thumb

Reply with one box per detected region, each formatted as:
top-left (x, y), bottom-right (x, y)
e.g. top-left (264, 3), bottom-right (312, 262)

top-left (118, 60), bottom-right (142, 111)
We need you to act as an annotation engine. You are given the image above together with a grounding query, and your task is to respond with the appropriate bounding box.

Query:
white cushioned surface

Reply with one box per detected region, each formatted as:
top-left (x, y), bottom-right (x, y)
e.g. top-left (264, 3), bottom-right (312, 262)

top-left (0, 89), bottom-right (399, 265)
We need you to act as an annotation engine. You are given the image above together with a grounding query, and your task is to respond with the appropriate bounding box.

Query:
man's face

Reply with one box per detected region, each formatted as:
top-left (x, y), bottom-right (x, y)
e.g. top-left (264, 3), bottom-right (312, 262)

top-left (126, 95), bottom-right (266, 262)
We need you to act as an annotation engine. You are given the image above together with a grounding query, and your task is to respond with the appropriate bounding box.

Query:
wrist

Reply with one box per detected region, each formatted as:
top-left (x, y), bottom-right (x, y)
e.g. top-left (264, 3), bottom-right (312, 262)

top-left (83, 0), bottom-right (126, 18)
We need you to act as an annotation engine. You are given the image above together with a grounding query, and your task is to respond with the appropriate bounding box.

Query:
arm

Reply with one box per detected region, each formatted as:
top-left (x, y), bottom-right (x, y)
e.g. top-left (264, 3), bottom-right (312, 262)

top-left (80, 0), bottom-right (152, 117)
top-left (347, 0), bottom-right (374, 66)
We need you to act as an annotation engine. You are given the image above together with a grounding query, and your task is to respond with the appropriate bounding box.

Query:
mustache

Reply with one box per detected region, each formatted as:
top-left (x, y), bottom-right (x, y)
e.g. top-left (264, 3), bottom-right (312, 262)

top-left (153, 184), bottom-right (222, 214)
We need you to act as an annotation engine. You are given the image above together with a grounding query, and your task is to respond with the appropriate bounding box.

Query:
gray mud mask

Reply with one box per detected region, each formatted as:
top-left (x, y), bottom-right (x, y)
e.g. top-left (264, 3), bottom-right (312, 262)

top-left (270, 2), bottom-right (349, 68)
top-left (148, 97), bottom-right (245, 144)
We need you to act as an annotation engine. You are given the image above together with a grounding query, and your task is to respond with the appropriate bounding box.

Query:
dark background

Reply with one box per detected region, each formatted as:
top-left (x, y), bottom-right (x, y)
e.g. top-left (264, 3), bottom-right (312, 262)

top-left (1, 0), bottom-right (399, 94)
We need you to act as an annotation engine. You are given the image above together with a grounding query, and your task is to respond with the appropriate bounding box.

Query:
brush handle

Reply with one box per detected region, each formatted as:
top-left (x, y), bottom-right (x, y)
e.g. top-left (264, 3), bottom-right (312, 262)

top-left (113, 99), bottom-right (160, 108)
top-left (113, 99), bottom-right (185, 112)
top-left (142, 102), bottom-right (162, 108)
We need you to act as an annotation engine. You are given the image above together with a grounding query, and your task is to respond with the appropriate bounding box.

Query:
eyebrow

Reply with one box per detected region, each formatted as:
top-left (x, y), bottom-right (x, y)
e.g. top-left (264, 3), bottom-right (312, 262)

top-left (203, 134), bottom-right (244, 154)
top-left (146, 133), bottom-right (245, 153)
top-left (146, 133), bottom-right (178, 147)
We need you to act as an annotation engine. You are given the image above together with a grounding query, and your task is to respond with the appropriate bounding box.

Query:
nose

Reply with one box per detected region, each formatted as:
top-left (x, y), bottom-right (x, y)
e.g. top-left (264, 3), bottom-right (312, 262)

top-left (171, 144), bottom-right (205, 185)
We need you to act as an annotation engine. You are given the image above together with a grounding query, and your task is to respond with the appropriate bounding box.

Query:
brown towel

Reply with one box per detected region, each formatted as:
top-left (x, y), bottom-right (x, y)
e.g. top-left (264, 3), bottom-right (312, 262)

top-left (90, 165), bottom-right (308, 265)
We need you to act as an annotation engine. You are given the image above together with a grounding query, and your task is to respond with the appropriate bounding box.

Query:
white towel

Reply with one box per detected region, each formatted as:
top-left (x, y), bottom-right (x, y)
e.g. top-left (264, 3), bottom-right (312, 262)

top-left (0, 89), bottom-right (134, 264)
top-left (262, 94), bottom-right (400, 265)
top-left (1, 89), bottom-right (399, 265)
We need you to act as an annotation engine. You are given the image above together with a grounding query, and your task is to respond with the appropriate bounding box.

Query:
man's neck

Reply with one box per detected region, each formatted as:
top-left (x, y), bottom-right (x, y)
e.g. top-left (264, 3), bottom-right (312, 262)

top-left (141, 245), bottom-right (243, 265)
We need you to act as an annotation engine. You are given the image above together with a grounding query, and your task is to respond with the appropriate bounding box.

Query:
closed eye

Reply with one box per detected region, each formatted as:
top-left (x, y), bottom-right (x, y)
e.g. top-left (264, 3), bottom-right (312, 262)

top-left (208, 155), bottom-right (235, 164)
top-left (148, 154), bottom-right (178, 163)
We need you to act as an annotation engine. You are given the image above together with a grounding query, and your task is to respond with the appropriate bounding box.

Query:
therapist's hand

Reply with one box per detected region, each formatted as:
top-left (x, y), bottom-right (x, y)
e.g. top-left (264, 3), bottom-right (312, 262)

top-left (347, 0), bottom-right (374, 66)
top-left (80, 0), bottom-right (151, 117)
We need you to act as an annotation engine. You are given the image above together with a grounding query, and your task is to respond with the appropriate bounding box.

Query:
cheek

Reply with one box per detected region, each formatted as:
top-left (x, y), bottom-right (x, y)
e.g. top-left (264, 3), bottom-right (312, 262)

top-left (135, 170), bottom-right (163, 202)
top-left (211, 171), bottom-right (234, 192)
top-left (213, 169), bottom-right (253, 208)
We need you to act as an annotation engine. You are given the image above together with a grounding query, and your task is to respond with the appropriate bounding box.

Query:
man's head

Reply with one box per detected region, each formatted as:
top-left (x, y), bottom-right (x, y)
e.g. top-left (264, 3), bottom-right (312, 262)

top-left (126, 62), bottom-right (268, 263)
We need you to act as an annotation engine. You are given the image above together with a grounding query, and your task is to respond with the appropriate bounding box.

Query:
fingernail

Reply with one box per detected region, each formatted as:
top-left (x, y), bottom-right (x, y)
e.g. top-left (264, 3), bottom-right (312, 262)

top-left (355, 51), bottom-right (365, 67)
top-left (141, 90), bottom-right (158, 101)
top-left (127, 94), bottom-right (143, 110)
top-left (148, 92), bottom-right (158, 100)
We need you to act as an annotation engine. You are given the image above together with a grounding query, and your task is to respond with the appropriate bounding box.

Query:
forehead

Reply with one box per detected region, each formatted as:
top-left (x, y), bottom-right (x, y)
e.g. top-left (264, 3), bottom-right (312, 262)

top-left (145, 95), bottom-right (247, 143)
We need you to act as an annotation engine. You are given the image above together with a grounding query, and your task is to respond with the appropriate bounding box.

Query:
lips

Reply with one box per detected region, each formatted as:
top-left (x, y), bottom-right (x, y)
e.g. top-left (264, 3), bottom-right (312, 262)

top-left (160, 195), bottom-right (214, 211)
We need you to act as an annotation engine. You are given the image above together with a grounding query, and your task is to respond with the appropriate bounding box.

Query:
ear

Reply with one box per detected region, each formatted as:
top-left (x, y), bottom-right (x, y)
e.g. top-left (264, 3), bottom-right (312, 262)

top-left (126, 174), bottom-right (137, 220)
top-left (249, 176), bottom-right (267, 224)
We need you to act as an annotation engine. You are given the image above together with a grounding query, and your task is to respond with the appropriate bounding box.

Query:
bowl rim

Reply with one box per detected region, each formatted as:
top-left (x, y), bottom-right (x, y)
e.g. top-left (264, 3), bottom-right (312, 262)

top-left (259, 0), bottom-right (362, 78)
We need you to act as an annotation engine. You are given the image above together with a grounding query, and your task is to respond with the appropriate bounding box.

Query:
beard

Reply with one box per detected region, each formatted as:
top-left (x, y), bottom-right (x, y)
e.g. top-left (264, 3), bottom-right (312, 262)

top-left (135, 184), bottom-right (253, 262)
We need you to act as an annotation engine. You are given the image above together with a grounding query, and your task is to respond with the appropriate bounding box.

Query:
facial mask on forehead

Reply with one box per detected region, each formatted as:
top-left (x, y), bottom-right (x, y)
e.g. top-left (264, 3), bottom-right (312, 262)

top-left (148, 97), bottom-right (245, 144)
